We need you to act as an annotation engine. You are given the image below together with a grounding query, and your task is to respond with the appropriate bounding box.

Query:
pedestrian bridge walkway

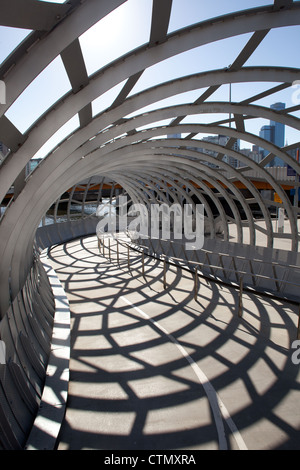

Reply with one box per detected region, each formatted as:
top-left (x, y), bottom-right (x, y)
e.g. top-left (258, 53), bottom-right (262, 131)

top-left (28, 235), bottom-right (300, 450)
top-left (1, 0), bottom-right (300, 452)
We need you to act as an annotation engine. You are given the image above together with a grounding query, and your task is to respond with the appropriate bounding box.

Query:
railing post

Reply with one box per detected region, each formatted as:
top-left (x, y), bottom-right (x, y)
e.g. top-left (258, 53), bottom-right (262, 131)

top-left (142, 251), bottom-right (145, 278)
top-left (232, 256), bottom-right (239, 283)
top-left (98, 237), bottom-right (101, 254)
top-left (127, 245), bottom-right (130, 271)
top-left (116, 238), bottom-right (119, 264)
top-left (163, 258), bottom-right (167, 290)
top-left (238, 274), bottom-right (243, 318)
top-left (194, 266), bottom-right (198, 301)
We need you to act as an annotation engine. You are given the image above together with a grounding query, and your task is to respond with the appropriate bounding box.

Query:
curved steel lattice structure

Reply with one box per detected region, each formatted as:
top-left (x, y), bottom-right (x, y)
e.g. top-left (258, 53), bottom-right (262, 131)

top-left (0, 0), bottom-right (300, 450)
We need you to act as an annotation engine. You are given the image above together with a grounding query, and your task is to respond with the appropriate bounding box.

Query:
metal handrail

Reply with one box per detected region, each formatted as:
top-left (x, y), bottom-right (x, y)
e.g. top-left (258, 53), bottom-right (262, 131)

top-left (99, 233), bottom-right (300, 292)
top-left (125, 240), bottom-right (300, 290)
top-left (98, 234), bottom-right (300, 339)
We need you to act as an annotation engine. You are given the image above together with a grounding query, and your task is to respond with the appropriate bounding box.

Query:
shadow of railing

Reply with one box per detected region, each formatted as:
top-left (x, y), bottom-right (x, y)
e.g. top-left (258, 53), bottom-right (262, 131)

top-left (46, 235), bottom-right (300, 450)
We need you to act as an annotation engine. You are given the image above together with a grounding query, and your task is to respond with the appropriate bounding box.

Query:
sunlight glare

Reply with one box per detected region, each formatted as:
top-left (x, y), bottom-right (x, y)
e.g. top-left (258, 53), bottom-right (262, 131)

top-left (80, 0), bottom-right (152, 76)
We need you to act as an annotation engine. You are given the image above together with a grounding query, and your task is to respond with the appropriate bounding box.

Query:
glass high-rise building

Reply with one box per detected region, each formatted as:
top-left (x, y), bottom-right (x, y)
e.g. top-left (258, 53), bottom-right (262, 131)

top-left (270, 102), bottom-right (285, 166)
top-left (259, 102), bottom-right (286, 167)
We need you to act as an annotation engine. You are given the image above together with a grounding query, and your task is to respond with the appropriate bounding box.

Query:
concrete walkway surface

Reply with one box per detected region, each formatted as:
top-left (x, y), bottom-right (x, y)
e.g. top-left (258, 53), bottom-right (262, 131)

top-left (47, 235), bottom-right (300, 450)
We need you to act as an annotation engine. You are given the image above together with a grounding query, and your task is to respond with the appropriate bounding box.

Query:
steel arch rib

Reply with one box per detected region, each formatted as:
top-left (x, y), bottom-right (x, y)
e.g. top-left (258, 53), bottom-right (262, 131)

top-left (0, 120), bottom-right (297, 267)
top-left (1, 143), bottom-right (277, 298)
top-left (1, 11), bottom-right (300, 197)
top-left (1, 76), bottom-right (300, 204)
top-left (1, 3), bottom-right (300, 121)
top-left (0, 127), bottom-right (296, 291)
top-left (0, 3), bottom-right (300, 314)
top-left (1, 65), bottom-right (300, 206)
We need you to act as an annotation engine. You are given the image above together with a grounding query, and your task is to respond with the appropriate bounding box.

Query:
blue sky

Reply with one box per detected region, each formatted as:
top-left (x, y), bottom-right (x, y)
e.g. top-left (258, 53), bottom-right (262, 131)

top-left (0, 0), bottom-right (299, 158)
